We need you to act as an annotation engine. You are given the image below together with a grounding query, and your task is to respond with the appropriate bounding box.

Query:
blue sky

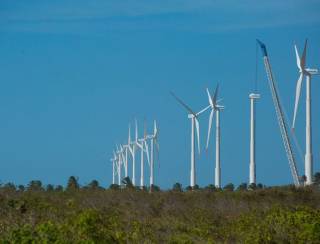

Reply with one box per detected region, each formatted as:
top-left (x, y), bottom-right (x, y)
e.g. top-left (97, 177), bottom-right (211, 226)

top-left (0, 0), bottom-right (320, 188)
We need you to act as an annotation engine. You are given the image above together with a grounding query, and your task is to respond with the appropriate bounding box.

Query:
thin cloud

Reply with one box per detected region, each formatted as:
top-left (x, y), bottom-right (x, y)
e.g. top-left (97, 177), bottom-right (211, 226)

top-left (0, 0), bottom-right (319, 34)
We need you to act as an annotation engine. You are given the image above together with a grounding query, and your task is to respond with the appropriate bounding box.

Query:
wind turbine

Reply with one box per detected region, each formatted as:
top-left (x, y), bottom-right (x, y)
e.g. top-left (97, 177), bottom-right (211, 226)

top-left (146, 120), bottom-right (159, 188)
top-left (116, 145), bottom-right (122, 186)
top-left (205, 85), bottom-right (224, 188)
top-left (110, 151), bottom-right (117, 185)
top-left (249, 93), bottom-right (260, 185)
top-left (127, 122), bottom-right (138, 186)
top-left (119, 145), bottom-right (128, 178)
top-left (292, 39), bottom-right (319, 185)
top-left (136, 121), bottom-right (150, 189)
top-left (171, 92), bottom-right (210, 188)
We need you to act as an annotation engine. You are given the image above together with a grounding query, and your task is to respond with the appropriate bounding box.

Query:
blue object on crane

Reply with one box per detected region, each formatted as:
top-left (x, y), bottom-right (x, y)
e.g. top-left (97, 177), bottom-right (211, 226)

top-left (256, 39), bottom-right (268, 57)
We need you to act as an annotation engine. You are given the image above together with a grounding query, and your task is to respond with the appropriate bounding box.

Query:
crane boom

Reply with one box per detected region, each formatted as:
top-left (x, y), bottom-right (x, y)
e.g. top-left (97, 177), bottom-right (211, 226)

top-left (257, 40), bottom-right (301, 187)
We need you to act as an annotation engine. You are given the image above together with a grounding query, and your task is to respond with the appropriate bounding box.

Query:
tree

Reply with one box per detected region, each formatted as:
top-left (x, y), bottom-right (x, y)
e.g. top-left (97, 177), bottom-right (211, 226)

top-left (185, 186), bottom-right (192, 192)
top-left (237, 183), bottom-right (247, 191)
top-left (46, 184), bottom-right (54, 192)
top-left (205, 184), bottom-right (216, 192)
top-left (257, 183), bottom-right (264, 189)
top-left (150, 184), bottom-right (160, 192)
top-left (223, 183), bottom-right (234, 192)
top-left (172, 183), bottom-right (183, 192)
top-left (67, 176), bottom-right (79, 191)
top-left (3, 183), bottom-right (16, 191)
top-left (55, 185), bottom-right (63, 192)
top-left (314, 172), bottom-right (320, 185)
top-left (18, 185), bottom-right (25, 192)
top-left (193, 184), bottom-right (200, 190)
top-left (87, 180), bottom-right (100, 190)
top-left (27, 180), bottom-right (43, 191)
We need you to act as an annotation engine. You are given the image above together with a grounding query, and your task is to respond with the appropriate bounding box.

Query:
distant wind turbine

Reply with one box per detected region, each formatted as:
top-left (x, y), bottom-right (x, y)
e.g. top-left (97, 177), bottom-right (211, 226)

top-left (171, 92), bottom-right (210, 188)
top-left (146, 120), bottom-right (159, 187)
top-left (110, 151), bottom-right (117, 185)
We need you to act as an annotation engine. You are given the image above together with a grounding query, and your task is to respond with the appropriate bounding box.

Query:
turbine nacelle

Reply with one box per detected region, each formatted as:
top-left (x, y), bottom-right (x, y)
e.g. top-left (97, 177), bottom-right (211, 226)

top-left (249, 93), bottom-right (261, 100)
top-left (305, 68), bottom-right (319, 75)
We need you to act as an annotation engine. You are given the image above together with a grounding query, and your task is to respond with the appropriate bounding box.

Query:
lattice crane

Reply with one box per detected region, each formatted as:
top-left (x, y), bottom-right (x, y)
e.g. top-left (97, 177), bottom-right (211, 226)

top-left (257, 40), bottom-right (301, 187)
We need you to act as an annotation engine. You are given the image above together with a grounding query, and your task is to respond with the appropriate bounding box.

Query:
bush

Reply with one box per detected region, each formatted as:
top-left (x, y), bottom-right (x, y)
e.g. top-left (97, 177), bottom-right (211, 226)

top-left (172, 183), bottom-right (183, 192)
top-left (223, 183), bottom-right (234, 192)
top-left (237, 183), bottom-right (247, 191)
top-left (67, 176), bottom-right (79, 191)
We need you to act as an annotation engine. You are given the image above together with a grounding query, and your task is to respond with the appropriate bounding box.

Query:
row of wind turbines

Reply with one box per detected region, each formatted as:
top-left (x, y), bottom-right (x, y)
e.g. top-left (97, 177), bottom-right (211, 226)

top-left (111, 120), bottom-right (159, 188)
top-left (110, 39), bottom-right (318, 189)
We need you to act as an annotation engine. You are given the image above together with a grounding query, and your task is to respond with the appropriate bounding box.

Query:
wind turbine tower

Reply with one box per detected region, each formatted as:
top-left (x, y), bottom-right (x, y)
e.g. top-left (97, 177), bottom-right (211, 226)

top-left (120, 145), bottom-right (128, 178)
top-left (149, 121), bottom-right (159, 187)
top-left (127, 122), bottom-right (138, 186)
top-left (205, 85), bottom-right (224, 188)
top-left (136, 121), bottom-right (150, 189)
top-left (116, 145), bottom-right (122, 185)
top-left (171, 92), bottom-right (209, 188)
top-left (111, 151), bottom-right (117, 185)
top-left (146, 120), bottom-right (159, 188)
top-left (292, 39), bottom-right (319, 185)
top-left (249, 93), bottom-right (260, 185)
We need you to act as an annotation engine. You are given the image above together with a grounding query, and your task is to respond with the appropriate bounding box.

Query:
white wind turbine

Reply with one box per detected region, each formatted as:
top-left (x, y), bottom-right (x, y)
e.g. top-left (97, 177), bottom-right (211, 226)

top-left (146, 120), bottom-right (159, 187)
top-left (136, 121), bottom-right (150, 189)
top-left (119, 145), bottom-right (128, 178)
top-left (110, 150), bottom-right (117, 185)
top-left (205, 85), bottom-right (224, 188)
top-left (171, 92), bottom-right (210, 188)
top-left (127, 122), bottom-right (138, 186)
top-left (116, 144), bottom-right (122, 185)
top-left (292, 39), bottom-right (319, 185)
top-left (249, 93), bottom-right (260, 185)
top-left (117, 143), bottom-right (128, 179)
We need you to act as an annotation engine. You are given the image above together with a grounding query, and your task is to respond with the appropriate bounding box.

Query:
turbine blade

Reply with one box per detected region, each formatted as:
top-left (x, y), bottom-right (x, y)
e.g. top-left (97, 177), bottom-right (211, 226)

top-left (153, 120), bottom-right (157, 137)
top-left (196, 105), bottom-right (210, 116)
top-left (136, 141), bottom-right (142, 149)
top-left (300, 39), bottom-right (307, 70)
top-left (294, 44), bottom-right (301, 70)
top-left (292, 73), bottom-right (304, 129)
top-left (144, 141), bottom-right (150, 166)
top-left (195, 118), bottom-right (200, 154)
top-left (135, 119), bottom-right (138, 142)
top-left (206, 109), bottom-right (215, 150)
top-left (212, 84), bottom-right (219, 105)
top-left (206, 88), bottom-right (213, 107)
top-left (170, 92), bottom-right (196, 116)
top-left (128, 124), bottom-right (131, 144)
top-left (144, 119), bottom-right (147, 138)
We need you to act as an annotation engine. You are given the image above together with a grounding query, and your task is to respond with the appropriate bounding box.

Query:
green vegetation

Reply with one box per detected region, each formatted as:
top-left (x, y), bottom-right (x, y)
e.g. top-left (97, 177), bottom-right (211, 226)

top-left (0, 176), bottom-right (320, 243)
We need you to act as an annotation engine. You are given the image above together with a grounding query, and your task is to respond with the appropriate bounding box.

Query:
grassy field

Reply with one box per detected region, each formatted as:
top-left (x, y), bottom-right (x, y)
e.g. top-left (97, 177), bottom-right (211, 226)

top-left (0, 178), bottom-right (320, 243)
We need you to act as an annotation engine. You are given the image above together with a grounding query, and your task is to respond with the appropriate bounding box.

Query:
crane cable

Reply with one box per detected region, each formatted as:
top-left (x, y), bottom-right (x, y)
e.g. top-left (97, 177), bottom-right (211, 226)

top-left (255, 41), bottom-right (258, 92)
